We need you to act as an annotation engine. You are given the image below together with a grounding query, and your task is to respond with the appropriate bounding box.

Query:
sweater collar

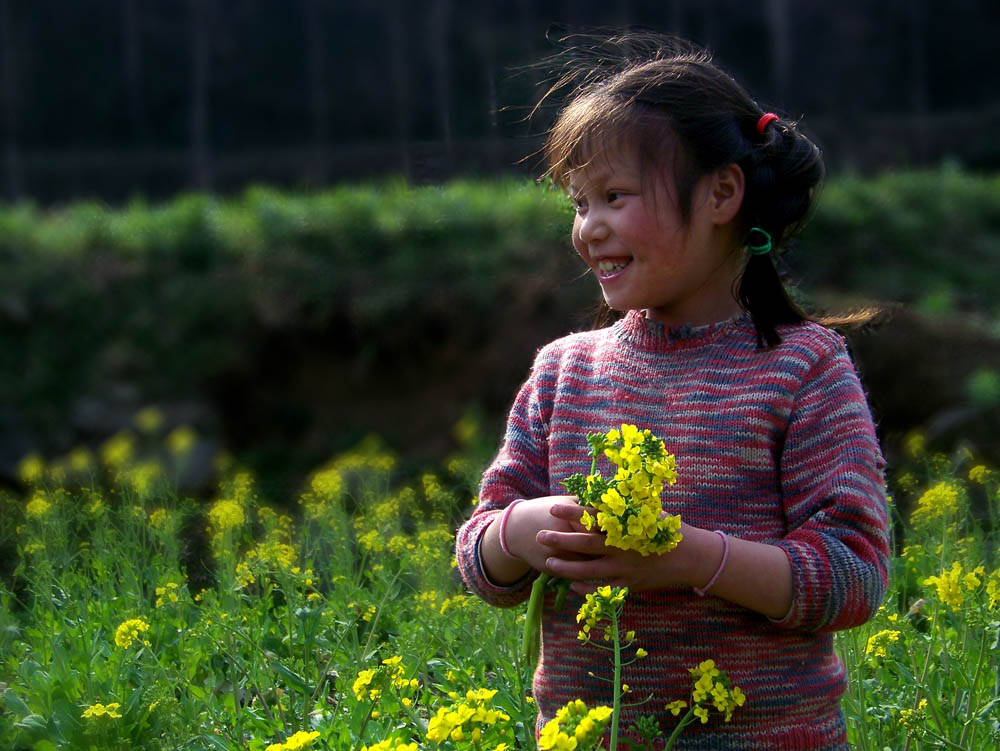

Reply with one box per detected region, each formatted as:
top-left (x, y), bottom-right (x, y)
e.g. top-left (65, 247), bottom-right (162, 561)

top-left (613, 308), bottom-right (752, 351)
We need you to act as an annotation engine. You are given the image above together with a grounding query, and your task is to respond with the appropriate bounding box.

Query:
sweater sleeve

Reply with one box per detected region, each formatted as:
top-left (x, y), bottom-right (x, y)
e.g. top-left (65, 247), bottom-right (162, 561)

top-left (771, 337), bottom-right (890, 632)
top-left (454, 352), bottom-right (553, 607)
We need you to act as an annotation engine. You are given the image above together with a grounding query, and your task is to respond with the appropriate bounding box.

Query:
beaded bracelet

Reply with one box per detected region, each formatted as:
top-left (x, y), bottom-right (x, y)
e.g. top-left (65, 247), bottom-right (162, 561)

top-left (693, 530), bottom-right (730, 597)
top-left (498, 499), bottom-right (525, 560)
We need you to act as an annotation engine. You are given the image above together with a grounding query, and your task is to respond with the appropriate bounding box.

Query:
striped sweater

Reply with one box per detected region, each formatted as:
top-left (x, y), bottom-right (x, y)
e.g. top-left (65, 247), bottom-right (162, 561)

top-left (455, 309), bottom-right (889, 751)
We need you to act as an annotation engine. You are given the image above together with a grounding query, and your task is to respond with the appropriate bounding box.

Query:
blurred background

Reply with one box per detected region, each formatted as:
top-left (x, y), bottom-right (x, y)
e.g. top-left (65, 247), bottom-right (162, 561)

top-left (1, 0), bottom-right (999, 501)
top-left (2, 0), bottom-right (999, 200)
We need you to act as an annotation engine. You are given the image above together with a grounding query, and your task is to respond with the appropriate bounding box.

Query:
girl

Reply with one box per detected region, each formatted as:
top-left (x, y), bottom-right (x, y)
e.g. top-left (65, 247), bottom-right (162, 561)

top-left (455, 33), bottom-right (889, 750)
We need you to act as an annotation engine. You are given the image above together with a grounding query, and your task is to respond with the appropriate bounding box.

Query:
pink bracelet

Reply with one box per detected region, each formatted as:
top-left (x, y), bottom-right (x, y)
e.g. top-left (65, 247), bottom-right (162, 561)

top-left (498, 499), bottom-right (525, 560)
top-left (693, 530), bottom-right (730, 597)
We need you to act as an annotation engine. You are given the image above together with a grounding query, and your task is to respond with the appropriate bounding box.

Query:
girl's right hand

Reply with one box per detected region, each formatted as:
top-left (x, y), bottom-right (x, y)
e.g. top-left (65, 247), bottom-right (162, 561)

top-left (501, 496), bottom-right (594, 573)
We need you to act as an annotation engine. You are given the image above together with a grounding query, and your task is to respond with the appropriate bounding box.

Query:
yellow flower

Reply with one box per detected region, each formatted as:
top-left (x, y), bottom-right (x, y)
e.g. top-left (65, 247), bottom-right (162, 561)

top-left (68, 446), bottom-right (93, 472)
top-left (910, 482), bottom-right (961, 527)
top-left (865, 629), bottom-right (901, 658)
top-left (166, 426), bottom-right (197, 456)
top-left (904, 431), bottom-right (925, 458)
top-left (134, 406), bottom-right (164, 433)
top-left (968, 465), bottom-right (991, 484)
top-left (353, 669), bottom-right (377, 700)
top-left (82, 702), bottom-right (122, 719)
top-left (987, 569), bottom-right (1000, 609)
top-left (25, 493), bottom-right (52, 518)
top-left (963, 566), bottom-right (985, 591)
top-left (208, 499), bottom-right (245, 531)
top-left (925, 562), bottom-right (966, 610)
top-left (665, 699), bottom-right (688, 716)
top-left (265, 730), bottom-right (320, 751)
top-left (114, 618), bottom-right (151, 649)
top-left (101, 431), bottom-right (135, 469)
top-left (17, 452), bottom-right (45, 485)
top-left (564, 426), bottom-right (681, 556)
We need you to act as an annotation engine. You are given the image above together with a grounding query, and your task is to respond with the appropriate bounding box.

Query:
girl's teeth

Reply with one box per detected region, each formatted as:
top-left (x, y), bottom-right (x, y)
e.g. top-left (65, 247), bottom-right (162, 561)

top-left (599, 259), bottom-right (628, 274)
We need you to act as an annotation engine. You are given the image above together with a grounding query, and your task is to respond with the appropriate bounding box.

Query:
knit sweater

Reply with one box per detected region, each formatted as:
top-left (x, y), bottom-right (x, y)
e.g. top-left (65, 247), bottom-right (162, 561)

top-left (455, 309), bottom-right (889, 751)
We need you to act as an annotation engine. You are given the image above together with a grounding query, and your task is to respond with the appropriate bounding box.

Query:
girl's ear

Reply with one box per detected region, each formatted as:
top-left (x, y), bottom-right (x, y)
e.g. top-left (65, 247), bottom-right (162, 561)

top-left (707, 164), bottom-right (745, 225)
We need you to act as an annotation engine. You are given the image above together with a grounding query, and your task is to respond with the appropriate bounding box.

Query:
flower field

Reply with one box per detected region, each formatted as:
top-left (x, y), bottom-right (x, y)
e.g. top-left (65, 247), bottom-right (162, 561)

top-left (1, 416), bottom-right (998, 750)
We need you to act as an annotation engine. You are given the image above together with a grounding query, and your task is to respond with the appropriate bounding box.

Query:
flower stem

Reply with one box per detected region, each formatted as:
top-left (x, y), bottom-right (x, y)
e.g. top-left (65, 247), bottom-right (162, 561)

top-left (523, 573), bottom-right (549, 667)
top-left (610, 613), bottom-right (622, 751)
top-left (663, 709), bottom-right (696, 750)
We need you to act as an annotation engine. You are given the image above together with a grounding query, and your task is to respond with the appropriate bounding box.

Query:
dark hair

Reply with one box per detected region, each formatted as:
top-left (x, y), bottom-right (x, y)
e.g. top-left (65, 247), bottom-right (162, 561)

top-left (539, 32), bottom-right (853, 346)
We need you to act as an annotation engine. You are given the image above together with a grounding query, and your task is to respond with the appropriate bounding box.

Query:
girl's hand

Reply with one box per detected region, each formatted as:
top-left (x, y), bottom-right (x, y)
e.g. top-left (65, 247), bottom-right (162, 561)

top-left (503, 496), bottom-right (595, 574)
top-left (538, 505), bottom-right (706, 594)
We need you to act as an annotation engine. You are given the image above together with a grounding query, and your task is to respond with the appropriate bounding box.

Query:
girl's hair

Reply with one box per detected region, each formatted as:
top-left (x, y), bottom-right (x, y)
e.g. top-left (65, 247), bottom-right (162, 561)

top-left (539, 32), bottom-right (861, 346)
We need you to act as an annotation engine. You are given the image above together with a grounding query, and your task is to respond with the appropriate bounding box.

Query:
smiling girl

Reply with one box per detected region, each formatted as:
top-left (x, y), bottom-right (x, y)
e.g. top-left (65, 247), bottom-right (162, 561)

top-left (455, 33), bottom-right (889, 750)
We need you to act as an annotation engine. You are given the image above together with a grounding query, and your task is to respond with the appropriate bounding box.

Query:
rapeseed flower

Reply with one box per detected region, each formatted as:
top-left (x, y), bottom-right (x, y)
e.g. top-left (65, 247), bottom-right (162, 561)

top-left (538, 700), bottom-right (613, 750)
top-left (114, 618), bottom-right (151, 649)
top-left (265, 730), bottom-right (320, 751)
top-left (968, 465), bottom-right (991, 484)
top-left (25, 493), bottom-right (52, 519)
top-left (17, 452), bottom-right (45, 485)
top-left (682, 660), bottom-right (745, 723)
top-left (134, 406), bottom-right (164, 433)
top-left (923, 561), bottom-right (980, 610)
top-left (565, 425), bottom-right (682, 556)
top-left (865, 629), bottom-right (902, 659)
top-left (986, 569), bottom-right (1000, 609)
top-left (101, 432), bottom-right (135, 470)
top-left (426, 688), bottom-right (511, 744)
top-left (362, 741), bottom-right (418, 751)
top-left (68, 446), bottom-right (93, 473)
top-left (208, 499), bottom-right (245, 532)
top-left (82, 702), bottom-right (122, 719)
top-left (166, 425), bottom-right (197, 455)
top-left (353, 668), bottom-right (379, 701)
top-left (576, 585), bottom-right (628, 642)
top-left (910, 482), bottom-right (961, 527)
top-left (155, 581), bottom-right (184, 608)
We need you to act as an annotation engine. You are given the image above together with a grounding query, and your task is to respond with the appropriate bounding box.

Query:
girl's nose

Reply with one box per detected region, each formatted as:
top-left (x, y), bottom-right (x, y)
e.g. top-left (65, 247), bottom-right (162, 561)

top-left (577, 209), bottom-right (609, 244)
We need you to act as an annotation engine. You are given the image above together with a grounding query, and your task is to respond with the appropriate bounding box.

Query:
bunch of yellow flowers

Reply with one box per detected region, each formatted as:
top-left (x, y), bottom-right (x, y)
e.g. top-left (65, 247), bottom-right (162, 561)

top-left (924, 561), bottom-right (986, 611)
top-left (665, 660), bottom-right (745, 725)
top-left (114, 618), bottom-right (151, 650)
top-left (265, 730), bottom-right (320, 751)
top-left (563, 425), bottom-right (681, 556)
top-left (352, 656), bottom-right (419, 702)
top-left (576, 585), bottom-right (628, 643)
top-left (425, 688), bottom-right (511, 745)
top-left (538, 700), bottom-right (614, 751)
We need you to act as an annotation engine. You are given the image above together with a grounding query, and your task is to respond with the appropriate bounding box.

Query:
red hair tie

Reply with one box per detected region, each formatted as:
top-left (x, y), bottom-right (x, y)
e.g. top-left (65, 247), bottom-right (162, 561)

top-left (756, 112), bottom-right (779, 135)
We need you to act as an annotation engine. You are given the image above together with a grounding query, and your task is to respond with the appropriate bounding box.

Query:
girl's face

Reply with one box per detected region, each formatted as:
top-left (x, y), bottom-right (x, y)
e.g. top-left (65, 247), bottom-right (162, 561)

top-left (569, 144), bottom-right (744, 328)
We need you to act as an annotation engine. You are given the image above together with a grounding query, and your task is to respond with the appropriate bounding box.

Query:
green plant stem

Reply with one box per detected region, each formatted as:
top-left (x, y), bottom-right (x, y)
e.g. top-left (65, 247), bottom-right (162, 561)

top-left (522, 573), bottom-right (549, 667)
top-left (610, 615), bottom-right (622, 751)
top-left (958, 603), bottom-right (989, 748)
top-left (663, 709), bottom-right (697, 750)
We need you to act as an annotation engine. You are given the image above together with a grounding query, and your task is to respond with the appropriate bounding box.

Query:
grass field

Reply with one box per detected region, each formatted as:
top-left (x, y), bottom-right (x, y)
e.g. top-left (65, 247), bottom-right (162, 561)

top-left (1, 414), bottom-right (998, 750)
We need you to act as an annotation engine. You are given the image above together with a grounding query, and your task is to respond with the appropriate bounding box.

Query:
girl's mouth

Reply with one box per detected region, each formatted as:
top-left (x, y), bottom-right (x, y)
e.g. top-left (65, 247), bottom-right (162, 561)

top-left (597, 257), bottom-right (631, 279)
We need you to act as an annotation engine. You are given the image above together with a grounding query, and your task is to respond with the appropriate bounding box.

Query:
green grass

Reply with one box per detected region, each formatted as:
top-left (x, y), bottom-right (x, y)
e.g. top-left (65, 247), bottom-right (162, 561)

top-left (1, 416), bottom-right (999, 750)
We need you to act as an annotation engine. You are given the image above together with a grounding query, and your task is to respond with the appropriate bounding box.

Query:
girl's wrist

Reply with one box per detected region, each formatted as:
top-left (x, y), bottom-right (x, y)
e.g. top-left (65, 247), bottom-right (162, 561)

top-left (675, 524), bottom-right (726, 589)
top-left (498, 499), bottom-right (525, 559)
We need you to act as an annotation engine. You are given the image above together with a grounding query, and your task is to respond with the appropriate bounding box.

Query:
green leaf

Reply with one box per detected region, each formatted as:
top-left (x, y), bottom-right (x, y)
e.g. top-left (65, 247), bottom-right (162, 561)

top-left (198, 733), bottom-right (232, 751)
top-left (270, 660), bottom-right (316, 695)
top-left (14, 714), bottom-right (47, 732)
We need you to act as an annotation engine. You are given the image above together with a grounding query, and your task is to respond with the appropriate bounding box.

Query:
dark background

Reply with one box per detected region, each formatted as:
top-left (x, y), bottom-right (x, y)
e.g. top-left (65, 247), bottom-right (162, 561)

top-left (2, 1), bottom-right (998, 500)
top-left (1, 0), bottom-right (998, 203)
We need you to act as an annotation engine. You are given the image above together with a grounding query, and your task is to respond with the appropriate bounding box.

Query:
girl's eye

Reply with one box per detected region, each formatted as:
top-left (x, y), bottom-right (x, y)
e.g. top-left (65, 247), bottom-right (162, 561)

top-left (607, 191), bottom-right (625, 204)
top-left (572, 196), bottom-right (588, 213)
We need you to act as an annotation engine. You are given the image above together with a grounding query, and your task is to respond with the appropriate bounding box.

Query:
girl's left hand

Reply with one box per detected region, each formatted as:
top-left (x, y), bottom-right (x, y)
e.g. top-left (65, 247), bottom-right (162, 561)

top-left (538, 504), bottom-right (697, 594)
